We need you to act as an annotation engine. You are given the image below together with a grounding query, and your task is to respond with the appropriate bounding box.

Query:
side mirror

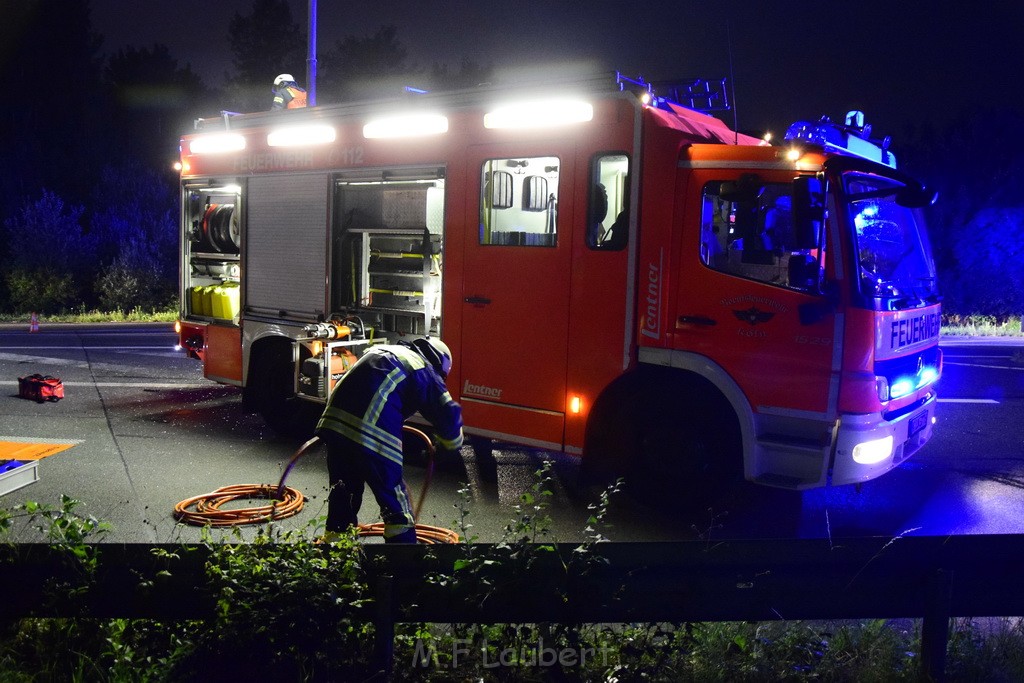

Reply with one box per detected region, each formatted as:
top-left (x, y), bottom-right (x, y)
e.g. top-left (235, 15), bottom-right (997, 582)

top-left (896, 185), bottom-right (938, 208)
top-left (792, 175), bottom-right (825, 249)
top-left (798, 281), bottom-right (840, 325)
top-left (788, 254), bottom-right (821, 291)
top-left (719, 173), bottom-right (762, 202)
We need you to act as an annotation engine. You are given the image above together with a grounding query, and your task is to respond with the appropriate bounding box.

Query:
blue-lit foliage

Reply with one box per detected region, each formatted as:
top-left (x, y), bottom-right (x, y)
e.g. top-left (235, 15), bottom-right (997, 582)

top-left (1, 191), bottom-right (96, 313)
top-left (902, 109), bottom-right (1024, 318)
top-left (91, 163), bottom-right (179, 311)
top-left (949, 208), bottom-right (1024, 317)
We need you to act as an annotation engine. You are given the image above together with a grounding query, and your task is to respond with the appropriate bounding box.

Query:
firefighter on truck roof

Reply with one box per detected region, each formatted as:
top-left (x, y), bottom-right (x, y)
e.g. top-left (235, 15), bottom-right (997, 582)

top-left (271, 73), bottom-right (307, 110)
top-left (315, 337), bottom-right (463, 543)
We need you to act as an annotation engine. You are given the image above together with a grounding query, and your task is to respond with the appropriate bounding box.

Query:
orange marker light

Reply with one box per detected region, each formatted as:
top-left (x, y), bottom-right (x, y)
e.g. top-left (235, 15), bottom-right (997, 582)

top-left (569, 395), bottom-right (582, 414)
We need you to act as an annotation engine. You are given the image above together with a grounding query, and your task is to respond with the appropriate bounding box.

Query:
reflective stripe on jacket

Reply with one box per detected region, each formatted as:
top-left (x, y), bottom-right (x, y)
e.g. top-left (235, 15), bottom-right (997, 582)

top-left (272, 84), bottom-right (307, 110)
top-left (315, 343), bottom-right (463, 462)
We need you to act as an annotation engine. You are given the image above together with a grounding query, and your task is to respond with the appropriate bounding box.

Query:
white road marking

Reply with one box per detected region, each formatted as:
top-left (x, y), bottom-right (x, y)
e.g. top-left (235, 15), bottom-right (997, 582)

top-left (0, 351), bottom-right (186, 373)
top-left (1, 380), bottom-right (211, 389)
top-left (0, 347), bottom-right (186, 358)
top-left (0, 351), bottom-right (93, 367)
top-left (943, 361), bottom-right (1024, 371)
top-left (938, 398), bottom-right (1000, 404)
top-left (0, 435), bottom-right (83, 444)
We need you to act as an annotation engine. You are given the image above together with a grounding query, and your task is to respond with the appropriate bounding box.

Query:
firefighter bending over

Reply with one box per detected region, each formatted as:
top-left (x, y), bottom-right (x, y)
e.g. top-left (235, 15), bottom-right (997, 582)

top-left (271, 73), bottom-right (307, 110)
top-left (315, 337), bottom-right (463, 543)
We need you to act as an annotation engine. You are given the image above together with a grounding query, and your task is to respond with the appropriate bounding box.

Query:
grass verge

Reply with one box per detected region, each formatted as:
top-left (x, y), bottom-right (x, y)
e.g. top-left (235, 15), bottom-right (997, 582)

top-left (0, 308), bottom-right (178, 324)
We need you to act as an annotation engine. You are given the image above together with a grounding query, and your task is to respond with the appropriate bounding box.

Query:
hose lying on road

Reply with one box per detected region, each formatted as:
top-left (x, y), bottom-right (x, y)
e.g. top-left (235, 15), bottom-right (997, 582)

top-left (173, 426), bottom-right (459, 543)
top-left (173, 483), bottom-right (305, 527)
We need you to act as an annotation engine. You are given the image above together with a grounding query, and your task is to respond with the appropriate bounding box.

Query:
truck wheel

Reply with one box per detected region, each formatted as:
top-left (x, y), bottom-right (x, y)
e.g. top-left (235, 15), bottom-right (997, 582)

top-left (247, 343), bottom-right (318, 437)
top-left (629, 389), bottom-right (742, 514)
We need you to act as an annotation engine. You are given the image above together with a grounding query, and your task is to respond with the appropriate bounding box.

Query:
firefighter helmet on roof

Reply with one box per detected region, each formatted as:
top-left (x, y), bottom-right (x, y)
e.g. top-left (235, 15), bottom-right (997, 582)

top-left (411, 337), bottom-right (452, 378)
top-left (274, 73), bottom-right (295, 86)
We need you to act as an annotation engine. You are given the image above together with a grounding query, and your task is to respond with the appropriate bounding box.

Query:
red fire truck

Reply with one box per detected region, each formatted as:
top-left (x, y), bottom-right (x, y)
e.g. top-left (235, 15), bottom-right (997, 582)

top-left (176, 74), bottom-right (940, 493)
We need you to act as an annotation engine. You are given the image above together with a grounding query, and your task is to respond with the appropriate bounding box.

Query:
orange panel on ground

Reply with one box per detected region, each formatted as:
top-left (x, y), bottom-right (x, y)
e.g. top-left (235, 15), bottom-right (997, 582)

top-left (0, 441), bottom-right (76, 460)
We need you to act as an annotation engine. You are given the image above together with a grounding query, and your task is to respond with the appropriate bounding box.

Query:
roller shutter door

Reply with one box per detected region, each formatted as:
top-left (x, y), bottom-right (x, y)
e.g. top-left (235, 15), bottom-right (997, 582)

top-left (245, 174), bottom-right (329, 318)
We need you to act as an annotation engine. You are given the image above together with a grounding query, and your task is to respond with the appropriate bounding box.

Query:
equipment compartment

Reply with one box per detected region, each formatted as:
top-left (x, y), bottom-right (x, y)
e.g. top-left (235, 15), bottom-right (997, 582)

top-left (332, 171), bottom-right (445, 340)
top-left (183, 180), bottom-right (242, 321)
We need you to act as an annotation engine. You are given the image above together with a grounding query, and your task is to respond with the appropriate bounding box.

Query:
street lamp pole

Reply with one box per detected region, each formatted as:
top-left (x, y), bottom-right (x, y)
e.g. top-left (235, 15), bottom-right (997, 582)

top-left (307, 0), bottom-right (318, 106)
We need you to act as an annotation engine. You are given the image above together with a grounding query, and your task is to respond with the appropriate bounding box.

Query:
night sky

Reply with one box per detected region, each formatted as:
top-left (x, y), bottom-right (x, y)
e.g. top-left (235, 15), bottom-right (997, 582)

top-left (90, 1), bottom-right (1024, 138)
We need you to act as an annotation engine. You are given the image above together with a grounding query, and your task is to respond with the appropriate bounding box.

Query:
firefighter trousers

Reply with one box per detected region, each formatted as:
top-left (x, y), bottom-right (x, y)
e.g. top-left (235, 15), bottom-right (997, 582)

top-left (323, 433), bottom-right (417, 543)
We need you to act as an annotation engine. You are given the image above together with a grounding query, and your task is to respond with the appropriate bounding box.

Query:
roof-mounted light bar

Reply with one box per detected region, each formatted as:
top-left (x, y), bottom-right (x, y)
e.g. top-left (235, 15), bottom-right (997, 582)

top-left (483, 98), bottom-right (593, 130)
top-left (363, 113), bottom-right (449, 139)
top-left (267, 124), bottom-right (337, 147)
top-left (188, 132), bottom-right (246, 155)
top-left (784, 111), bottom-right (897, 168)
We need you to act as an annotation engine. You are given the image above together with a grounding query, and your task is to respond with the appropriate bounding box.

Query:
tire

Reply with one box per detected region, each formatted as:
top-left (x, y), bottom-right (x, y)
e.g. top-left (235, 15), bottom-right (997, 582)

top-left (625, 380), bottom-right (742, 514)
top-left (246, 342), bottom-right (319, 438)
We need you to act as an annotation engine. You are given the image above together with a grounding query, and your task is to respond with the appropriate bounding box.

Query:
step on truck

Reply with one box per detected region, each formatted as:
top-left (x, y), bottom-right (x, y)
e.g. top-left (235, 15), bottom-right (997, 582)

top-left (176, 73), bottom-right (941, 494)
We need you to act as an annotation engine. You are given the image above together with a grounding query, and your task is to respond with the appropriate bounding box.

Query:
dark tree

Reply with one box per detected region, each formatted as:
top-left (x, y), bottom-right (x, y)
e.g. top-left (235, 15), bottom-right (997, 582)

top-left (0, 0), bottom-right (106, 219)
top-left (105, 44), bottom-right (215, 170)
top-left (225, 0), bottom-right (304, 112)
top-left (319, 26), bottom-right (418, 102)
top-left (902, 108), bottom-right (1024, 317)
top-left (2, 190), bottom-right (97, 313)
top-left (427, 58), bottom-right (494, 92)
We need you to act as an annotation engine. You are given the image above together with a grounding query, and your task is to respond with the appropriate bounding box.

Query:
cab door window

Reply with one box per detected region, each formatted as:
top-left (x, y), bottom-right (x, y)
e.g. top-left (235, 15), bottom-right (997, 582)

top-left (700, 180), bottom-right (820, 291)
top-left (587, 153), bottom-right (629, 250)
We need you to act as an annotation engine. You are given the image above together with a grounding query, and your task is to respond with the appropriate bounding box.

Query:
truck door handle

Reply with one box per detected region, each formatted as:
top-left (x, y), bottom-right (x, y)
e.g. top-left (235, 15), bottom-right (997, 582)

top-left (677, 315), bottom-right (717, 327)
top-left (465, 296), bottom-right (492, 305)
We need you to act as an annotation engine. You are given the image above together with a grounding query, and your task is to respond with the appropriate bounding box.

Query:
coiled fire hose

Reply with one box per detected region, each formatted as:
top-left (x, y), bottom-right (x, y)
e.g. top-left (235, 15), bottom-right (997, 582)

top-left (173, 426), bottom-right (459, 544)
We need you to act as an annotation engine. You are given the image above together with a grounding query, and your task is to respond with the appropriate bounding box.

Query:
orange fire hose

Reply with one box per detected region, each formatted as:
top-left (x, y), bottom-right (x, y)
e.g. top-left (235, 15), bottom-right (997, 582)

top-left (173, 426), bottom-right (459, 543)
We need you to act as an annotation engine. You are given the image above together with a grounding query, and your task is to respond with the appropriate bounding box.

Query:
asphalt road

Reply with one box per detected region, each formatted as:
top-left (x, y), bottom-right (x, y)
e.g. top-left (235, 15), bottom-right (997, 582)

top-left (1, 323), bottom-right (1022, 544)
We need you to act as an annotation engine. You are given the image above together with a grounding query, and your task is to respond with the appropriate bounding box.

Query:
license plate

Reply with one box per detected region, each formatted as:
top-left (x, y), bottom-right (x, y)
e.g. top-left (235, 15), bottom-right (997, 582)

top-left (908, 411), bottom-right (928, 437)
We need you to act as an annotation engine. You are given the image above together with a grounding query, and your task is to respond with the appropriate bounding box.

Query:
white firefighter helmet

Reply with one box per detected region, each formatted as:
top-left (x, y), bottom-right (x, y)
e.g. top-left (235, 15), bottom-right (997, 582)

top-left (412, 337), bottom-right (453, 378)
top-left (274, 73), bottom-right (295, 86)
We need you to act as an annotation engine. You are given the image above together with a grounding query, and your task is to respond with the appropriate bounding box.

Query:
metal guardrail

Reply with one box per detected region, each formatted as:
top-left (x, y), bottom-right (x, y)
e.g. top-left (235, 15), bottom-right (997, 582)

top-left (3, 535), bottom-right (1023, 681)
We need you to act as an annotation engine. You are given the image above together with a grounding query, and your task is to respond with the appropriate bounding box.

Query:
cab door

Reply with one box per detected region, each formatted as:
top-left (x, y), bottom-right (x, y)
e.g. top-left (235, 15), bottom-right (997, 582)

top-left (459, 145), bottom-right (574, 447)
top-left (676, 170), bottom-right (839, 421)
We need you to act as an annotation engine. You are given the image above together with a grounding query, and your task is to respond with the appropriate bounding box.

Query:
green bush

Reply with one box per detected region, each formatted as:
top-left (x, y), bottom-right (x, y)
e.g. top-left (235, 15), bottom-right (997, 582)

top-left (95, 251), bottom-right (174, 312)
top-left (3, 267), bottom-right (80, 314)
top-left (4, 477), bottom-right (1024, 681)
top-left (1, 190), bottom-right (97, 313)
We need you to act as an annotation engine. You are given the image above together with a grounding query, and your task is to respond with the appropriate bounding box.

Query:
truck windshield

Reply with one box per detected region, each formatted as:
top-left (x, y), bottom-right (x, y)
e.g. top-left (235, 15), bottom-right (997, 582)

top-left (844, 172), bottom-right (938, 309)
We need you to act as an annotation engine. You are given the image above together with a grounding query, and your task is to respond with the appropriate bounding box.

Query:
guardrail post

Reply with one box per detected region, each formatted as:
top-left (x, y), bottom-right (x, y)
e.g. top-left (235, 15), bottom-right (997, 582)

top-left (919, 568), bottom-right (953, 682)
top-left (373, 574), bottom-right (395, 681)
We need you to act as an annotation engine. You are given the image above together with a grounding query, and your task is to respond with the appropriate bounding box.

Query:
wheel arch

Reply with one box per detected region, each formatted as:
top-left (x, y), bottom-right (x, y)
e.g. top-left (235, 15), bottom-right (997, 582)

top-left (241, 331), bottom-right (296, 410)
top-left (584, 348), bottom-right (756, 481)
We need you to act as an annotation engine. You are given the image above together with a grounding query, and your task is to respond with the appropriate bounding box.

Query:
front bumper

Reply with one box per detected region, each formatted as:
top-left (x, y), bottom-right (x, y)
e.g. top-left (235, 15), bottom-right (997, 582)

top-left (830, 391), bottom-right (937, 486)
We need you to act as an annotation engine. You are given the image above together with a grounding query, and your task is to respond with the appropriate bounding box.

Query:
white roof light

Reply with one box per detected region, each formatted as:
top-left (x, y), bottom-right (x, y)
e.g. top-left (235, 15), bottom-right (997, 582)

top-left (363, 113), bottom-right (449, 139)
top-left (267, 124), bottom-right (337, 147)
top-left (484, 99), bottom-right (594, 129)
top-left (188, 133), bottom-right (246, 155)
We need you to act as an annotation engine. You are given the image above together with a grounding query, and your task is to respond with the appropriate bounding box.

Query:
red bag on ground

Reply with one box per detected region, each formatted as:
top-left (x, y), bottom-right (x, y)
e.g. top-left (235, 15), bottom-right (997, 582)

top-left (17, 374), bottom-right (64, 402)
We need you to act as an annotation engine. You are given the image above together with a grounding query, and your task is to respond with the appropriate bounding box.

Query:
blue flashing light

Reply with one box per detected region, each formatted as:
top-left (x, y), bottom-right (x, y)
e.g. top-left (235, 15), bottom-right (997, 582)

top-left (917, 366), bottom-right (939, 388)
top-left (783, 115), bottom-right (897, 168)
top-left (889, 378), bottom-right (915, 400)
top-left (880, 365), bottom-right (939, 401)
top-left (853, 204), bottom-right (880, 234)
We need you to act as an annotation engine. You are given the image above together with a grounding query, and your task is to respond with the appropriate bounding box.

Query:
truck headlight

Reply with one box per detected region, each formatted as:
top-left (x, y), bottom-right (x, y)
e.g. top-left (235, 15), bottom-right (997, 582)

top-left (852, 435), bottom-right (893, 465)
